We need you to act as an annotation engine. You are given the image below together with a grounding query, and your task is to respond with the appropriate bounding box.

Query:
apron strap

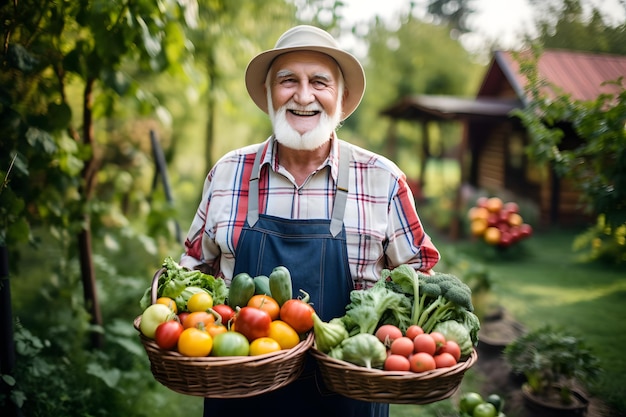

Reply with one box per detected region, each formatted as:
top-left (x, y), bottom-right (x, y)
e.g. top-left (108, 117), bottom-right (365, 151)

top-left (247, 140), bottom-right (350, 237)
top-left (330, 142), bottom-right (349, 237)
top-left (247, 144), bottom-right (264, 227)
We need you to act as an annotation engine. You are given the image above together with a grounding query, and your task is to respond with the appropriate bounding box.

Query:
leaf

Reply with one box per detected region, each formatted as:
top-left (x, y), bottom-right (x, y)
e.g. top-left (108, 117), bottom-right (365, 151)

top-left (25, 127), bottom-right (57, 154)
top-left (7, 44), bottom-right (39, 72)
top-left (46, 102), bottom-right (72, 130)
top-left (1, 374), bottom-right (16, 386)
top-left (86, 363), bottom-right (121, 389)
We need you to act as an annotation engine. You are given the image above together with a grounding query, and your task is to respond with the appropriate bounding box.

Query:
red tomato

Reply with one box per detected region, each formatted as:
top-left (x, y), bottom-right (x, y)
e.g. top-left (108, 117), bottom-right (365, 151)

top-left (212, 304), bottom-right (235, 325)
top-left (440, 340), bottom-right (461, 361)
top-left (235, 306), bottom-right (271, 342)
top-left (384, 354), bottom-right (411, 371)
top-left (434, 352), bottom-right (457, 368)
top-left (409, 352), bottom-right (436, 373)
top-left (390, 336), bottom-right (414, 357)
top-left (375, 325), bottom-right (403, 347)
top-left (430, 331), bottom-right (446, 353)
top-left (154, 320), bottom-right (184, 350)
top-left (279, 299), bottom-right (315, 334)
top-left (405, 325), bottom-right (424, 340)
top-left (413, 333), bottom-right (437, 356)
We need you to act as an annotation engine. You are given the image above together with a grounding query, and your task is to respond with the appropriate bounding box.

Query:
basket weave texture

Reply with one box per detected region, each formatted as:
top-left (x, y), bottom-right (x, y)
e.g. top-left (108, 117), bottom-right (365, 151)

top-left (134, 316), bottom-right (313, 398)
top-left (309, 347), bottom-right (478, 404)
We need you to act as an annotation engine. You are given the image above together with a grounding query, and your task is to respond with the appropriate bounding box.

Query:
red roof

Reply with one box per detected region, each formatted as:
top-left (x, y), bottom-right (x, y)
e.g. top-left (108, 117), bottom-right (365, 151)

top-left (479, 49), bottom-right (626, 103)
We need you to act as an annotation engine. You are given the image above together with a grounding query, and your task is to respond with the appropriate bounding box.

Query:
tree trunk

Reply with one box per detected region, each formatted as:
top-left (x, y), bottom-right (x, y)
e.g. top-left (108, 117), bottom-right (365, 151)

top-left (204, 47), bottom-right (218, 175)
top-left (79, 77), bottom-right (103, 349)
top-left (0, 246), bottom-right (22, 417)
top-left (78, 225), bottom-right (103, 348)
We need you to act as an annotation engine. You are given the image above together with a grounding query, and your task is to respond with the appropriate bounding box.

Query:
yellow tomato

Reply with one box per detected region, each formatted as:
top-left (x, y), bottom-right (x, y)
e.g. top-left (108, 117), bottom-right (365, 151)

top-left (177, 328), bottom-right (212, 357)
top-left (268, 320), bottom-right (300, 350)
top-left (249, 337), bottom-right (282, 356)
top-left (508, 212), bottom-right (523, 227)
top-left (187, 291), bottom-right (213, 312)
top-left (484, 226), bottom-right (501, 245)
top-left (470, 218), bottom-right (488, 237)
top-left (468, 207), bottom-right (489, 221)
top-left (156, 297), bottom-right (177, 313)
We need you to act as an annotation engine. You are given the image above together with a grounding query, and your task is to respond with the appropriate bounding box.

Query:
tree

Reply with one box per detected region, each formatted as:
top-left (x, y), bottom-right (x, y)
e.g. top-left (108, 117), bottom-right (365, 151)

top-left (353, 12), bottom-right (482, 176)
top-left (529, 0), bottom-right (626, 54)
top-left (513, 46), bottom-right (626, 263)
top-left (426, 0), bottom-right (476, 34)
top-left (1, 0), bottom-right (197, 348)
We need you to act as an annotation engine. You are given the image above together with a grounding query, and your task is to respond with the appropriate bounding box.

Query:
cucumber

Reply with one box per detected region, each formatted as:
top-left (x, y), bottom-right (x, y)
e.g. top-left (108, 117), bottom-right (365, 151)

top-left (228, 273), bottom-right (255, 308)
top-left (253, 275), bottom-right (272, 296)
top-left (269, 266), bottom-right (293, 307)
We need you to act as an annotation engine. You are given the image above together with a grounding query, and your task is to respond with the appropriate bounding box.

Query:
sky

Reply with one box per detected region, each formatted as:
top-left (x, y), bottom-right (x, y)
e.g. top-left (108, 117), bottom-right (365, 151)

top-left (336, 0), bottom-right (626, 55)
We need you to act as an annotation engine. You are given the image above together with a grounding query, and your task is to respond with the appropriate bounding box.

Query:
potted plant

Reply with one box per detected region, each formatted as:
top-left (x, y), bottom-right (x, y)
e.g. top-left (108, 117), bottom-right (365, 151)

top-left (503, 325), bottom-right (601, 415)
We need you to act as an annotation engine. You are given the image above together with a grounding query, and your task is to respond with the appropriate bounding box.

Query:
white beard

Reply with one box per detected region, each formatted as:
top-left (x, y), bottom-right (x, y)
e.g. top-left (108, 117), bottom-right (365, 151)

top-left (268, 92), bottom-right (343, 151)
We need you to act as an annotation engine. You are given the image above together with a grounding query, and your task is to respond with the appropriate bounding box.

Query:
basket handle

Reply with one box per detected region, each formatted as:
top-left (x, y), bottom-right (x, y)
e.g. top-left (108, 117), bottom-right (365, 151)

top-left (150, 268), bottom-right (166, 304)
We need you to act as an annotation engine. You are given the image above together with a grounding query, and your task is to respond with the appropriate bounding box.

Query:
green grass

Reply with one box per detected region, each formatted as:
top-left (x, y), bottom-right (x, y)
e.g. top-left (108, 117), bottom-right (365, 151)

top-left (442, 228), bottom-right (626, 413)
top-left (390, 228), bottom-right (626, 416)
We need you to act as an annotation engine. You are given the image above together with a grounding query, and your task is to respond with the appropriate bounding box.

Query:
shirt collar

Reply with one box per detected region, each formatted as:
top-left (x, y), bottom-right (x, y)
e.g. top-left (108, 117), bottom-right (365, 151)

top-left (263, 133), bottom-right (340, 182)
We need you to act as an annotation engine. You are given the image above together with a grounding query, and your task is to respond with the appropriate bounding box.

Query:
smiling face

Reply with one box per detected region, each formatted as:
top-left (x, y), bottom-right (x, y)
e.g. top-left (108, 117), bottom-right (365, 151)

top-left (266, 51), bottom-right (344, 151)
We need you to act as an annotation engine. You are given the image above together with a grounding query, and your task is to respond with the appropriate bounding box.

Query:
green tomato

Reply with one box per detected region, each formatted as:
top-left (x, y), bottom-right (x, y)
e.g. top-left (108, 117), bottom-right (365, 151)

top-left (473, 402), bottom-right (497, 417)
top-left (211, 331), bottom-right (250, 356)
top-left (140, 304), bottom-right (173, 339)
top-left (486, 394), bottom-right (504, 413)
top-left (459, 392), bottom-right (484, 414)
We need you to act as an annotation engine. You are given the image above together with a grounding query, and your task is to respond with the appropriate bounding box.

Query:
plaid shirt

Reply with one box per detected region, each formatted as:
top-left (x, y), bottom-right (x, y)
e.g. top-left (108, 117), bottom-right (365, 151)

top-left (181, 135), bottom-right (440, 289)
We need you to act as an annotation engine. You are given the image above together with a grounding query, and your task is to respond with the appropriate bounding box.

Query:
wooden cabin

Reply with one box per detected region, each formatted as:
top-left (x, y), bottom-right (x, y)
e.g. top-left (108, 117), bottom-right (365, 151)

top-left (382, 49), bottom-right (626, 228)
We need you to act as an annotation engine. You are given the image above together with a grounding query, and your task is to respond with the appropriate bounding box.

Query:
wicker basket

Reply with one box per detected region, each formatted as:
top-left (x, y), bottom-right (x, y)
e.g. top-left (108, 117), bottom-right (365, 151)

top-left (134, 316), bottom-right (313, 398)
top-left (309, 347), bottom-right (478, 404)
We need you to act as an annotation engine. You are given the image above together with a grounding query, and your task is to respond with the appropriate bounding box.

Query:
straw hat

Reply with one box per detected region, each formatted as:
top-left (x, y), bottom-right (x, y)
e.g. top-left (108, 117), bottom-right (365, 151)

top-left (245, 25), bottom-right (366, 120)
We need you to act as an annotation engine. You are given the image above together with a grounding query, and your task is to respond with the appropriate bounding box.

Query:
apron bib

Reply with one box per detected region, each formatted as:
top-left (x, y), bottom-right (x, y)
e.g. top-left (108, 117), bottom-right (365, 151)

top-left (202, 142), bottom-right (388, 417)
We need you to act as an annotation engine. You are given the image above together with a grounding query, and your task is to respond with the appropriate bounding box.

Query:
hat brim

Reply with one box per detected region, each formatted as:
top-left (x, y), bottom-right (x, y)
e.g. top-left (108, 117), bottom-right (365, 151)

top-left (245, 45), bottom-right (366, 120)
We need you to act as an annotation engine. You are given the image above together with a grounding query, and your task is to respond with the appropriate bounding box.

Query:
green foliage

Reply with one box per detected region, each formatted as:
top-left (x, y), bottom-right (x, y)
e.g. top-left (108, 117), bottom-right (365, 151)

top-left (504, 325), bottom-right (601, 403)
top-left (529, 0), bottom-right (626, 55)
top-left (450, 227), bottom-right (626, 411)
top-left (0, 0), bottom-right (198, 267)
top-left (512, 45), bottom-right (626, 264)
top-left (2, 226), bottom-right (179, 416)
top-left (573, 214), bottom-right (626, 264)
top-left (352, 15), bottom-right (483, 162)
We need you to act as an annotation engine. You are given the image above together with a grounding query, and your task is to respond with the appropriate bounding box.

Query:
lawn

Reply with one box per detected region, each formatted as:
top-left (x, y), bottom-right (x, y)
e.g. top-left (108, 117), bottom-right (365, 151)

top-left (460, 229), bottom-right (625, 407)
top-left (389, 227), bottom-right (626, 416)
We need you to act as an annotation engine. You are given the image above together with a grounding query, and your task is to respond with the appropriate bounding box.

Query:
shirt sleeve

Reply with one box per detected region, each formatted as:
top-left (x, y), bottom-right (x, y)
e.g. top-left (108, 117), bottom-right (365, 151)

top-left (179, 171), bottom-right (220, 272)
top-left (385, 174), bottom-right (440, 272)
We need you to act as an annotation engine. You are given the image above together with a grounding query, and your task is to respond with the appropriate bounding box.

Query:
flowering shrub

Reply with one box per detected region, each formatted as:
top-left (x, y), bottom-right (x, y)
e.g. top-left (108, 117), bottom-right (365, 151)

top-left (467, 197), bottom-right (533, 248)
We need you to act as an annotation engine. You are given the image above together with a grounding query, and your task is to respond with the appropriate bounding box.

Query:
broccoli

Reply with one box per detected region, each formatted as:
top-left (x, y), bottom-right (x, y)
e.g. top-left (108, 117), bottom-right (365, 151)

top-left (342, 278), bottom-right (412, 335)
top-left (415, 273), bottom-right (475, 333)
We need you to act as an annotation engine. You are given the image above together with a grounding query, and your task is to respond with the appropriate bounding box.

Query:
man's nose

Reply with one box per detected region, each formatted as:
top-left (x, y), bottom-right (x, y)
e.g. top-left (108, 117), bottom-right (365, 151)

top-left (294, 82), bottom-right (315, 105)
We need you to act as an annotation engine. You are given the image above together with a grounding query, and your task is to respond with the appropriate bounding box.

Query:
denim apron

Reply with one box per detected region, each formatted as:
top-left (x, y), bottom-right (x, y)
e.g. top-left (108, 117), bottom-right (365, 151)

top-left (203, 143), bottom-right (389, 417)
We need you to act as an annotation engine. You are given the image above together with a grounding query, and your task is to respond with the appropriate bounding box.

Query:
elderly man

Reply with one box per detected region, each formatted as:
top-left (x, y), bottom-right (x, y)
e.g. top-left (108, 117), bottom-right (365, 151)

top-left (181, 25), bottom-right (440, 417)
